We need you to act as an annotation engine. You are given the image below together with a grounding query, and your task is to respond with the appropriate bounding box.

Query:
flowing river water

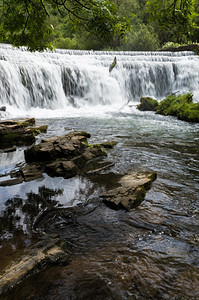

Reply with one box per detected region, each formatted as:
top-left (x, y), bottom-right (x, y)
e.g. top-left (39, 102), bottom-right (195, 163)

top-left (0, 45), bottom-right (199, 299)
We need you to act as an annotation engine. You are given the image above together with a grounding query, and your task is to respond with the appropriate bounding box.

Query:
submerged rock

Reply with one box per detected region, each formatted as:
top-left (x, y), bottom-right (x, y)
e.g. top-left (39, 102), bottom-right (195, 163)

top-left (101, 172), bottom-right (157, 210)
top-left (0, 118), bottom-right (48, 149)
top-left (0, 235), bottom-right (68, 296)
top-left (99, 141), bottom-right (118, 149)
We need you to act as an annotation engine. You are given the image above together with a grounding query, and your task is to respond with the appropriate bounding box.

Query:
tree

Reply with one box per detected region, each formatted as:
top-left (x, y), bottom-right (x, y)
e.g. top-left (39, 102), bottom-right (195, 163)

top-left (0, 0), bottom-right (129, 51)
top-left (146, 0), bottom-right (198, 44)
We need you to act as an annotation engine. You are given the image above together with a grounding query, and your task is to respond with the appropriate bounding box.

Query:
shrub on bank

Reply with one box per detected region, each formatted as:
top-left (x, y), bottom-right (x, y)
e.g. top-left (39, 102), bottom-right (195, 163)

top-left (137, 93), bottom-right (199, 123)
top-left (156, 93), bottom-right (199, 122)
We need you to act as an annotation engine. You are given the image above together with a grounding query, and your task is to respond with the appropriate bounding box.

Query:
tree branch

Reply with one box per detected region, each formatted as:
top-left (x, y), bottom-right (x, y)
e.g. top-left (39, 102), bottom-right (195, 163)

top-left (40, 0), bottom-right (50, 17)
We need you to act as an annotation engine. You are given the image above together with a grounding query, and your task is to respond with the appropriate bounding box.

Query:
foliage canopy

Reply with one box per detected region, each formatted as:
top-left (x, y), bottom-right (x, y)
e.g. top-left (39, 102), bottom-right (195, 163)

top-left (0, 0), bottom-right (199, 51)
top-left (0, 0), bottom-right (129, 51)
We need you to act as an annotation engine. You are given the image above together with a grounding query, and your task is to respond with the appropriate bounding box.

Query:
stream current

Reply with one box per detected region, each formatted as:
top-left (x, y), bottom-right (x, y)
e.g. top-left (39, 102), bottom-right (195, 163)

top-left (0, 45), bottom-right (199, 299)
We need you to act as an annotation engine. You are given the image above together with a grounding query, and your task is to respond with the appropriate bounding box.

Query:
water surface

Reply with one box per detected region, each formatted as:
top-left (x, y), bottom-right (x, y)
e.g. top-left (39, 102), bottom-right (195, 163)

top-left (1, 110), bottom-right (199, 299)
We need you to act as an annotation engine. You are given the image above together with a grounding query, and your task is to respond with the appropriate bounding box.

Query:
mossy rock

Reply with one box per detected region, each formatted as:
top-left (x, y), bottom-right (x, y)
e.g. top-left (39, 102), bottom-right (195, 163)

top-left (137, 97), bottom-right (159, 111)
top-left (0, 132), bottom-right (35, 148)
top-left (177, 102), bottom-right (199, 122)
top-left (156, 93), bottom-right (199, 122)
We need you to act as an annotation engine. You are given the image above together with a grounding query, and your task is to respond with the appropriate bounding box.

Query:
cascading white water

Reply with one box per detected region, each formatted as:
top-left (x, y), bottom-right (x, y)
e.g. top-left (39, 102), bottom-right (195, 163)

top-left (0, 43), bottom-right (199, 118)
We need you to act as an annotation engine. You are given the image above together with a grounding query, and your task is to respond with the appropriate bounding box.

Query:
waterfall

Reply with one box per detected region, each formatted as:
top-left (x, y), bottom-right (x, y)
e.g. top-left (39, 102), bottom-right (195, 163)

top-left (0, 43), bottom-right (199, 118)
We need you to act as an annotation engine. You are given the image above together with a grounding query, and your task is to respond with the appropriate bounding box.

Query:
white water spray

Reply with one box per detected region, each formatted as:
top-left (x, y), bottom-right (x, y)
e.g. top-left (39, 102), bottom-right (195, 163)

top-left (0, 44), bottom-right (199, 118)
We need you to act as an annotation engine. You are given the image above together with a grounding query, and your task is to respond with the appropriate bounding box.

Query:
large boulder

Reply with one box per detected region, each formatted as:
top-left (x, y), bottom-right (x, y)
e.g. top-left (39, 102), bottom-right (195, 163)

top-left (101, 171), bottom-right (157, 210)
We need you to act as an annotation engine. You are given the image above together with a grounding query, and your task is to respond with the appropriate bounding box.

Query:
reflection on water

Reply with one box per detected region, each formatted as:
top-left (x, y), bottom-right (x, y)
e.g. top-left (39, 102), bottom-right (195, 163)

top-left (0, 174), bottom-right (105, 275)
top-left (0, 186), bottom-right (63, 238)
top-left (1, 111), bottom-right (199, 299)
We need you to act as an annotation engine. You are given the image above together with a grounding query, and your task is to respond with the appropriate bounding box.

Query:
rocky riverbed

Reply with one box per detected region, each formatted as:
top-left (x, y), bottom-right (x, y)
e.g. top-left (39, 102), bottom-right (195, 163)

top-left (0, 119), bottom-right (157, 298)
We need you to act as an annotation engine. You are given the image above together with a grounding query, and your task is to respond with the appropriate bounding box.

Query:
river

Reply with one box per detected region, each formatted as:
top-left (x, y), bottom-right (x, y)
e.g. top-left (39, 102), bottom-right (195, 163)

top-left (0, 45), bottom-right (199, 299)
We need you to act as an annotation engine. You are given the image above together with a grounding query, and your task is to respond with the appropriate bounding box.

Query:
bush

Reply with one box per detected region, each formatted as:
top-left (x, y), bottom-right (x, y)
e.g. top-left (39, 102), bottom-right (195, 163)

top-left (156, 93), bottom-right (199, 123)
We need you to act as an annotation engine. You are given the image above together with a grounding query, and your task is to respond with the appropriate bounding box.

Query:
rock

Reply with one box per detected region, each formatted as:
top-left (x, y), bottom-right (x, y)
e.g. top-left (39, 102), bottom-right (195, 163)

top-left (0, 177), bottom-right (23, 186)
top-left (156, 92), bottom-right (199, 123)
top-left (0, 235), bottom-right (68, 296)
top-left (24, 131), bottom-right (109, 180)
top-left (99, 141), bottom-right (118, 149)
top-left (0, 106), bottom-right (6, 112)
top-left (3, 146), bottom-right (17, 153)
top-left (101, 172), bottom-right (157, 210)
top-left (0, 118), bottom-right (48, 148)
top-left (21, 165), bottom-right (44, 182)
top-left (0, 131), bottom-right (112, 184)
top-left (137, 97), bottom-right (159, 111)
top-left (45, 160), bottom-right (78, 178)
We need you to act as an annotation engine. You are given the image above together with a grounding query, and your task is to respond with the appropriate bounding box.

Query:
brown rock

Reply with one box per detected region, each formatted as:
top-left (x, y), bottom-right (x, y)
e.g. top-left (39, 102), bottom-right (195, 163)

top-left (45, 160), bottom-right (78, 178)
top-left (100, 141), bottom-right (118, 148)
top-left (21, 165), bottom-right (44, 182)
top-left (0, 235), bottom-right (68, 296)
top-left (25, 131), bottom-right (108, 179)
top-left (0, 177), bottom-right (23, 187)
top-left (0, 118), bottom-right (48, 149)
top-left (101, 172), bottom-right (157, 210)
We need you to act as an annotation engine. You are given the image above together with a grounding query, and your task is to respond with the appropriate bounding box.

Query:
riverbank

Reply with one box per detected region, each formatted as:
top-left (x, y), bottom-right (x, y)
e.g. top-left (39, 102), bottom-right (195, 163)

top-left (137, 93), bottom-right (199, 123)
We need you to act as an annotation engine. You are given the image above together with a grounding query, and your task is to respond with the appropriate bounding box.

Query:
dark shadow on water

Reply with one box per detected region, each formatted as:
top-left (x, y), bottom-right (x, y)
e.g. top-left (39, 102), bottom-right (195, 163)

top-left (0, 186), bottom-right (64, 273)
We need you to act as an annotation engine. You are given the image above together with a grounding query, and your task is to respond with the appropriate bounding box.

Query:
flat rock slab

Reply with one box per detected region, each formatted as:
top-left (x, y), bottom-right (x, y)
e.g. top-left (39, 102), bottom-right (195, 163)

top-left (101, 172), bottom-right (157, 210)
top-left (0, 235), bottom-right (68, 296)
top-left (0, 118), bottom-right (47, 149)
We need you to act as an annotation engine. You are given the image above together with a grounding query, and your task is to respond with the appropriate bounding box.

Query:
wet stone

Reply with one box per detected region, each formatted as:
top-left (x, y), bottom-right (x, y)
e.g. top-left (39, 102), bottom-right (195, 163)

top-left (99, 141), bottom-right (118, 148)
top-left (0, 235), bottom-right (68, 297)
top-left (24, 131), bottom-right (107, 180)
top-left (0, 118), bottom-right (48, 149)
top-left (21, 165), bottom-right (44, 182)
top-left (0, 177), bottom-right (23, 187)
top-left (45, 160), bottom-right (78, 178)
top-left (101, 172), bottom-right (157, 210)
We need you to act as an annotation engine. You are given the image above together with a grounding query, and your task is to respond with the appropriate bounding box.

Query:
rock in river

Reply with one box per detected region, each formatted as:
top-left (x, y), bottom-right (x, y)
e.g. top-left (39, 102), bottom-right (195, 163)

top-left (0, 118), bottom-right (47, 149)
top-left (0, 235), bottom-right (68, 296)
top-left (24, 131), bottom-right (107, 179)
top-left (101, 171), bottom-right (157, 210)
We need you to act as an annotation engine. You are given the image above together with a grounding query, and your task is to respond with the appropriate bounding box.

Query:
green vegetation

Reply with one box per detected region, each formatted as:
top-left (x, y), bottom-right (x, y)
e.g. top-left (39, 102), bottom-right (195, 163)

top-left (137, 97), bottom-right (159, 111)
top-left (0, 0), bottom-right (199, 51)
top-left (137, 93), bottom-right (199, 123)
top-left (146, 0), bottom-right (198, 45)
top-left (156, 93), bottom-right (199, 122)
